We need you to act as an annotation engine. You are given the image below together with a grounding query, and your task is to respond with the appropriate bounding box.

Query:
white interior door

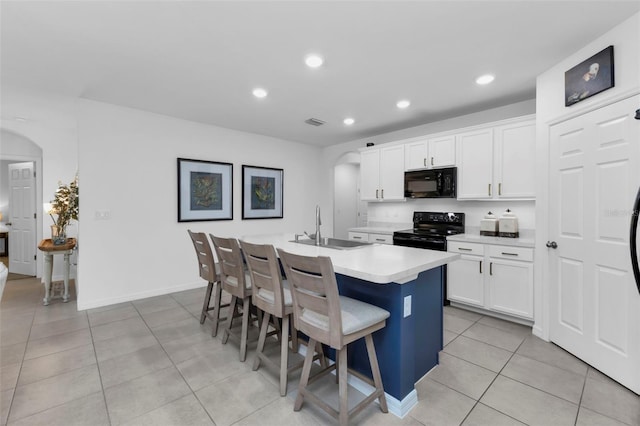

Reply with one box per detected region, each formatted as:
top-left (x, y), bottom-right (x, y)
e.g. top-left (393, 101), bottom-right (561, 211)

top-left (549, 95), bottom-right (640, 394)
top-left (8, 162), bottom-right (36, 276)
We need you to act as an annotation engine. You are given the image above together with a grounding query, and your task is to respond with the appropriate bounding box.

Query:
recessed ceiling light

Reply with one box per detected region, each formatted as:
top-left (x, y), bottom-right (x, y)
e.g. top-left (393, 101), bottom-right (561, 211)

top-left (343, 118), bottom-right (355, 125)
top-left (476, 74), bottom-right (495, 85)
top-left (396, 100), bottom-right (411, 109)
top-left (305, 54), bottom-right (324, 68)
top-left (252, 88), bottom-right (268, 98)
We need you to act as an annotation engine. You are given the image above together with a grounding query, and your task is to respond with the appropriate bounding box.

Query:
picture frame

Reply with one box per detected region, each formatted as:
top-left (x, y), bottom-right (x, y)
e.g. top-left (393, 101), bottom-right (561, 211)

top-left (242, 165), bottom-right (283, 219)
top-left (565, 45), bottom-right (614, 107)
top-left (177, 158), bottom-right (233, 222)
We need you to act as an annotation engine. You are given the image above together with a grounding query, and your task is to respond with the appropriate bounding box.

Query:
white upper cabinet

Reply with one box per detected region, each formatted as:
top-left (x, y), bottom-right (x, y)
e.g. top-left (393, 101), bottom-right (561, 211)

top-left (457, 117), bottom-right (536, 200)
top-left (360, 145), bottom-right (405, 201)
top-left (494, 120), bottom-right (536, 199)
top-left (404, 135), bottom-right (455, 170)
top-left (457, 129), bottom-right (494, 199)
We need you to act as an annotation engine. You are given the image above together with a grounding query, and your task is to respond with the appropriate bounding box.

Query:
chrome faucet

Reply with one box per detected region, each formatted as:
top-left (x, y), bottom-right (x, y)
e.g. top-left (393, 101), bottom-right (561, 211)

top-left (315, 205), bottom-right (322, 246)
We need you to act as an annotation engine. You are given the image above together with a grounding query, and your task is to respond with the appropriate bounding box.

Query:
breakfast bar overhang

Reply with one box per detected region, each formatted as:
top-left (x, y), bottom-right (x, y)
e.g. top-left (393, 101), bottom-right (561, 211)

top-left (241, 234), bottom-right (460, 417)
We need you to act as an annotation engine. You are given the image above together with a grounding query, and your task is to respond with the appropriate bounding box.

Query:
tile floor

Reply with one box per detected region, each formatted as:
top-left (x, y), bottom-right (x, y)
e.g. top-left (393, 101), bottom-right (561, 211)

top-left (1, 278), bottom-right (638, 426)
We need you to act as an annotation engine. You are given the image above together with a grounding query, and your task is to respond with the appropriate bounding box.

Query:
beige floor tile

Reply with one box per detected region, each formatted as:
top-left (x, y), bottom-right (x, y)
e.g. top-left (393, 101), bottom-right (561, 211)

top-left (196, 370), bottom-right (279, 426)
top-left (170, 287), bottom-right (208, 307)
top-left (150, 317), bottom-right (210, 344)
top-left (443, 306), bottom-right (484, 322)
top-left (8, 391), bottom-right (109, 426)
top-left (480, 375), bottom-right (578, 426)
top-left (18, 344), bottom-right (95, 386)
top-left (580, 376), bottom-right (640, 425)
top-left (120, 394), bottom-right (213, 426)
top-left (462, 323), bottom-right (525, 352)
top-left (140, 305), bottom-right (193, 328)
top-left (0, 326), bottom-right (31, 347)
top-left (160, 330), bottom-right (221, 364)
top-left (427, 352), bottom-right (497, 400)
top-left (516, 336), bottom-right (588, 376)
top-left (575, 406), bottom-right (629, 426)
top-left (93, 329), bottom-right (158, 363)
top-left (28, 315), bottom-right (89, 341)
top-left (32, 302), bottom-right (85, 325)
top-left (98, 344), bottom-right (173, 389)
top-left (0, 364), bottom-right (20, 392)
top-left (443, 330), bottom-right (458, 346)
top-left (104, 366), bottom-right (192, 426)
top-left (462, 403), bottom-right (526, 425)
top-left (443, 335), bottom-right (512, 372)
top-left (443, 313), bottom-right (475, 334)
top-left (133, 295), bottom-right (181, 315)
top-left (176, 343), bottom-right (252, 391)
top-left (8, 364), bottom-right (102, 422)
top-left (410, 378), bottom-right (476, 426)
top-left (477, 316), bottom-right (532, 337)
top-left (1, 388), bottom-right (13, 426)
top-left (501, 354), bottom-right (585, 404)
top-left (233, 396), bottom-right (327, 426)
top-left (23, 328), bottom-right (92, 360)
top-left (0, 342), bottom-right (26, 368)
top-left (87, 304), bottom-right (139, 327)
top-left (90, 316), bottom-right (150, 342)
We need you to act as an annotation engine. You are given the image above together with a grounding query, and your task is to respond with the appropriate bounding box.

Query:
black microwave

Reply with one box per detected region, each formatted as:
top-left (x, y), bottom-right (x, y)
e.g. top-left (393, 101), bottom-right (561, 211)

top-left (404, 167), bottom-right (457, 198)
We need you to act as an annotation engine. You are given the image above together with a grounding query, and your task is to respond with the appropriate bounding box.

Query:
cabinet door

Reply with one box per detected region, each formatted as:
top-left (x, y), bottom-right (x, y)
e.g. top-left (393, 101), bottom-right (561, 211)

top-left (405, 140), bottom-right (428, 170)
top-left (495, 121), bottom-right (536, 199)
top-left (447, 254), bottom-right (485, 307)
top-left (456, 129), bottom-right (494, 199)
top-left (360, 149), bottom-right (380, 201)
top-left (379, 145), bottom-right (405, 200)
top-left (428, 136), bottom-right (456, 168)
top-left (488, 258), bottom-right (533, 319)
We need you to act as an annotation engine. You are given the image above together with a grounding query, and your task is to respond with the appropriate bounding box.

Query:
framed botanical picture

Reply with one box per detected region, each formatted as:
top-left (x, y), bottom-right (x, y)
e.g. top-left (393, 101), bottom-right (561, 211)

top-left (242, 165), bottom-right (283, 219)
top-left (177, 158), bottom-right (233, 222)
top-left (565, 45), bottom-right (614, 106)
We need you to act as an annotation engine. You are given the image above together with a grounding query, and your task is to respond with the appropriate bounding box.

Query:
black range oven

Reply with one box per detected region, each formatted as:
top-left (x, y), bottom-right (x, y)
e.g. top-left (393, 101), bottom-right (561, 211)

top-left (393, 211), bottom-right (465, 305)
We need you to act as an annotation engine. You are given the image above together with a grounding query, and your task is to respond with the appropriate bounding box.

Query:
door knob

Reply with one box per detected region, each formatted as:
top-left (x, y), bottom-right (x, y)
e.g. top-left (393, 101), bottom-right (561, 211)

top-left (546, 241), bottom-right (558, 249)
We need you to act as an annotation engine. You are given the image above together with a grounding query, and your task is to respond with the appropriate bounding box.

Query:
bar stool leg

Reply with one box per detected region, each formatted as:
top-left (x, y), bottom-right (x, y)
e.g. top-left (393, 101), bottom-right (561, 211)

top-left (211, 283), bottom-right (223, 337)
top-left (239, 296), bottom-right (250, 362)
top-left (295, 337), bottom-right (317, 411)
top-left (222, 296), bottom-right (238, 344)
top-left (200, 281), bottom-right (214, 324)
top-left (338, 348), bottom-right (348, 426)
top-left (253, 311), bottom-right (270, 371)
top-left (365, 334), bottom-right (388, 413)
top-left (280, 314), bottom-right (290, 396)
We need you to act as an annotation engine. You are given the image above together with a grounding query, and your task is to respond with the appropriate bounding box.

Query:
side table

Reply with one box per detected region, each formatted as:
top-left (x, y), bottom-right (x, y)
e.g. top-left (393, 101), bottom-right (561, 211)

top-left (37, 238), bottom-right (76, 305)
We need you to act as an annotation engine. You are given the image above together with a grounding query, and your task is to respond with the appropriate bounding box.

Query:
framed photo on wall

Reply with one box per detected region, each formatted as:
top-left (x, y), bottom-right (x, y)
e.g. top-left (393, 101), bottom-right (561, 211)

top-left (242, 165), bottom-right (283, 219)
top-left (565, 45), bottom-right (614, 106)
top-left (177, 158), bottom-right (233, 222)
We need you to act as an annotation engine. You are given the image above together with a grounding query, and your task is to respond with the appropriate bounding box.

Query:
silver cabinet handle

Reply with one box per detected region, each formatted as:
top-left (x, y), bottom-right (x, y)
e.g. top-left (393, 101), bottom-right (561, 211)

top-left (501, 252), bottom-right (518, 256)
top-left (375, 238), bottom-right (385, 242)
top-left (479, 261), bottom-right (482, 274)
top-left (353, 236), bottom-right (362, 240)
top-left (376, 189), bottom-right (379, 199)
top-left (498, 183), bottom-right (502, 196)
top-left (381, 189), bottom-right (384, 199)
top-left (424, 158), bottom-right (426, 167)
top-left (431, 157), bottom-right (434, 166)
top-left (490, 262), bottom-right (493, 275)
top-left (458, 247), bottom-right (472, 251)
top-left (488, 183), bottom-right (492, 196)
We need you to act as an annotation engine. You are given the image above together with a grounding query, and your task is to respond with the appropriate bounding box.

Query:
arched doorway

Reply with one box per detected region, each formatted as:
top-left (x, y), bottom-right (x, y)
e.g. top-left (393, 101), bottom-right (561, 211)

top-left (333, 152), bottom-right (366, 239)
top-left (0, 129), bottom-right (43, 279)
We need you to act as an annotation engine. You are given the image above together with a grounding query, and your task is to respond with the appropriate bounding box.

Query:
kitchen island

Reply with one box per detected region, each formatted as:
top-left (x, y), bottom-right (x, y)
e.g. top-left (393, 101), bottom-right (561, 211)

top-left (241, 234), bottom-right (459, 417)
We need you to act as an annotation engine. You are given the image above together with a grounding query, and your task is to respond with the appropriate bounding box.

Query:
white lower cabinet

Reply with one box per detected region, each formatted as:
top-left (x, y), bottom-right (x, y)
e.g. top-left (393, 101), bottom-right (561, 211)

top-left (348, 231), bottom-right (393, 245)
top-left (448, 241), bottom-right (534, 321)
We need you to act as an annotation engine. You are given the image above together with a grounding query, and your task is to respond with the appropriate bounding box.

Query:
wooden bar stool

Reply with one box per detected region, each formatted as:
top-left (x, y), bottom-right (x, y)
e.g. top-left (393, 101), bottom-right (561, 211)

top-left (239, 240), bottom-right (301, 396)
top-left (187, 230), bottom-right (227, 337)
top-left (277, 249), bottom-right (389, 426)
top-left (210, 234), bottom-right (254, 362)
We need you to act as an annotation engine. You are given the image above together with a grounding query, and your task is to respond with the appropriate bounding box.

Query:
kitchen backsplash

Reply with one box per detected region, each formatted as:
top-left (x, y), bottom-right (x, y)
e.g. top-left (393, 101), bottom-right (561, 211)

top-left (367, 200), bottom-right (535, 230)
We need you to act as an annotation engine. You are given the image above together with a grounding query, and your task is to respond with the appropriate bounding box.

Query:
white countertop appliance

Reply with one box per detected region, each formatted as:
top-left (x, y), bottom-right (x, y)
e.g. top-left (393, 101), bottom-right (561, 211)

top-left (480, 211), bottom-right (499, 236)
top-left (498, 209), bottom-right (519, 238)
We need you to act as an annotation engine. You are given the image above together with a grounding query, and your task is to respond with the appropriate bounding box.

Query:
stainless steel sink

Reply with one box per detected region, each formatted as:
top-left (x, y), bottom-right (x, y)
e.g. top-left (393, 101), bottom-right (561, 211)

top-left (290, 237), bottom-right (371, 250)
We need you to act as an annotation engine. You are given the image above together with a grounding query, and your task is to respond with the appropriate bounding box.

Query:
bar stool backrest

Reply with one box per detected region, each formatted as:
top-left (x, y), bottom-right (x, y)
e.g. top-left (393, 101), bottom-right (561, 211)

top-left (277, 249), bottom-right (343, 349)
top-left (240, 240), bottom-right (286, 317)
top-left (210, 235), bottom-right (250, 298)
top-left (187, 230), bottom-right (217, 283)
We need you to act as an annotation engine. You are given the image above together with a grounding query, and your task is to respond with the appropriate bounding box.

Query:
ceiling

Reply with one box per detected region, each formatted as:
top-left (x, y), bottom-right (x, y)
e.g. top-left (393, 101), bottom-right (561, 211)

top-left (1, 1), bottom-right (639, 147)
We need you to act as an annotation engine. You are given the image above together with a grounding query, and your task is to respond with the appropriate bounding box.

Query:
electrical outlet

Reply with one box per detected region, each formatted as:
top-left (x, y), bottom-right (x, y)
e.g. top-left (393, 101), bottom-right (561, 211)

top-left (403, 295), bottom-right (412, 318)
top-left (95, 210), bottom-right (111, 220)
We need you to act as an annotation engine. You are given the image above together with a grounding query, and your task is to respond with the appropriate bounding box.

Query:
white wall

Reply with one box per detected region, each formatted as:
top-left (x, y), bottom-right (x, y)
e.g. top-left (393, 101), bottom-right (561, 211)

top-left (534, 13), bottom-right (640, 338)
top-left (76, 99), bottom-right (322, 309)
top-left (333, 163), bottom-right (359, 238)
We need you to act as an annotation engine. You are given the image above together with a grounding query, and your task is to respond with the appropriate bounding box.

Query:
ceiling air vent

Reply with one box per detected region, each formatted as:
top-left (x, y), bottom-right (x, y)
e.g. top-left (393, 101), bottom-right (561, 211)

top-left (305, 118), bottom-right (325, 126)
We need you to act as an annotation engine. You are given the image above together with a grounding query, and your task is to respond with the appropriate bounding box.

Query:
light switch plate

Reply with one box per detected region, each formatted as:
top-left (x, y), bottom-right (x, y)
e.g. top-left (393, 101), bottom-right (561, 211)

top-left (403, 295), bottom-right (412, 318)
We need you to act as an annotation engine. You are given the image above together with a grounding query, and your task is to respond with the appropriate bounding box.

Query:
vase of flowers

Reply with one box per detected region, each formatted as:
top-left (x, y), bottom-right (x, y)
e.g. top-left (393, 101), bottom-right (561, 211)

top-left (48, 176), bottom-right (79, 245)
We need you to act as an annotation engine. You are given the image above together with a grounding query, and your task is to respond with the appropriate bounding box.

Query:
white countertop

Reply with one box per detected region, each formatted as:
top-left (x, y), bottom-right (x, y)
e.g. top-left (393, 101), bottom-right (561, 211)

top-left (241, 233), bottom-right (460, 284)
top-left (447, 227), bottom-right (535, 248)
